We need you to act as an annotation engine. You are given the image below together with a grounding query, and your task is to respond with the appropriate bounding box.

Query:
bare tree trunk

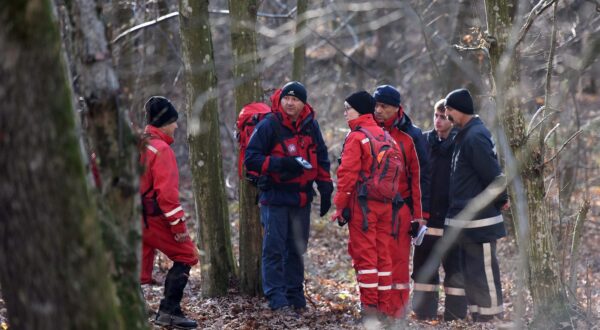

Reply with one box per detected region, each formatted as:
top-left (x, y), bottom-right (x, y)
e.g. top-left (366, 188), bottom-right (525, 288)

top-left (0, 0), bottom-right (123, 328)
top-left (485, 0), bottom-right (570, 326)
top-left (179, 0), bottom-right (236, 297)
top-left (292, 0), bottom-right (307, 82)
top-left (59, 0), bottom-right (148, 327)
top-left (228, 0), bottom-right (263, 296)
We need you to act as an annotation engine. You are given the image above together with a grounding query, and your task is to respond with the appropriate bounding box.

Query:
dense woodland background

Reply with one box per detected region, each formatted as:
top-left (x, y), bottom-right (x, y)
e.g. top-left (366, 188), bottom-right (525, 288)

top-left (0, 0), bottom-right (599, 329)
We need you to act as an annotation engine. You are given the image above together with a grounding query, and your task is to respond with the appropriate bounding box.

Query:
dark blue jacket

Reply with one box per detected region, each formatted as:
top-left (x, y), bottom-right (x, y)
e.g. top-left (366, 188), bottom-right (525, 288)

top-left (423, 128), bottom-right (458, 229)
top-left (446, 116), bottom-right (507, 242)
top-left (396, 113), bottom-right (431, 217)
top-left (244, 90), bottom-right (331, 207)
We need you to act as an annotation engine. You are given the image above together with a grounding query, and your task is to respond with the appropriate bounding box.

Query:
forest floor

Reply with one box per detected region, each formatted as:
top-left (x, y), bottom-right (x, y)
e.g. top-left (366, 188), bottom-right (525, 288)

top-left (137, 188), bottom-right (600, 330)
top-left (0, 191), bottom-right (598, 329)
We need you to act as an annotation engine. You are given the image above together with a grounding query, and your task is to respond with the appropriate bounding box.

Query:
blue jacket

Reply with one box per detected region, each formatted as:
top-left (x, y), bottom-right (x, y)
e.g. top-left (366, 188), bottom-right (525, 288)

top-left (244, 89), bottom-right (332, 207)
top-left (395, 113), bottom-right (431, 217)
top-left (446, 116), bottom-right (507, 242)
top-left (423, 128), bottom-right (458, 229)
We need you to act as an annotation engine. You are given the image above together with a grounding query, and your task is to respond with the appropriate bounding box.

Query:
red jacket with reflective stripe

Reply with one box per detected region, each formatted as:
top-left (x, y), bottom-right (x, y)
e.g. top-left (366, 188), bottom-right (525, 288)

top-left (381, 115), bottom-right (423, 220)
top-left (334, 115), bottom-right (384, 209)
top-left (140, 125), bottom-right (185, 227)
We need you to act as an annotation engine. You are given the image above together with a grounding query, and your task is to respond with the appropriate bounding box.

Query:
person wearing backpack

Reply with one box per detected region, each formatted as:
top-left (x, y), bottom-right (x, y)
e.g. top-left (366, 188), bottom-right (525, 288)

top-left (411, 99), bottom-right (466, 322)
top-left (444, 89), bottom-right (509, 322)
top-left (331, 91), bottom-right (400, 322)
top-left (244, 81), bottom-right (333, 313)
top-left (372, 85), bottom-right (427, 318)
top-left (140, 96), bottom-right (198, 329)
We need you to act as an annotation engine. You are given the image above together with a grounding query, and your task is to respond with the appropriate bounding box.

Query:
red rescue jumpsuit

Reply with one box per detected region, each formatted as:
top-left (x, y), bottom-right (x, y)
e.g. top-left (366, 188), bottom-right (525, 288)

top-left (140, 125), bottom-right (198, 284)
top-left (334, 114), bottom-right (393, 315)
top-left (381, 113), bottom-right (423, 318)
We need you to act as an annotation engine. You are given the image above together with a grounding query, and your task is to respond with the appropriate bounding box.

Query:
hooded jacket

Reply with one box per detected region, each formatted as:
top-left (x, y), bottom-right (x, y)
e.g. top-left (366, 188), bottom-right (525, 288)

top-left (140, 125), bottom-right (186, 233)
top-left (244, 89), bottom-right (332, 207)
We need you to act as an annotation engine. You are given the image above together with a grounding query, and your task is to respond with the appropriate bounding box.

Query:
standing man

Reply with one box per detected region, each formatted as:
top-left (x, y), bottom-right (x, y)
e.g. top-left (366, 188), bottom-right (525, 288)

top-left (140, 96), bottom-right (198, 329)
top-left (332, 91), bottom-right (395, 321)
top-left (412, 99), bottom-right (466, 321)
top-left (245, 81), bottom-right (333, 312)
top-left (372, 85), bottom-right (427, 318)
top-left (444, 88), bottom-right (509, 322)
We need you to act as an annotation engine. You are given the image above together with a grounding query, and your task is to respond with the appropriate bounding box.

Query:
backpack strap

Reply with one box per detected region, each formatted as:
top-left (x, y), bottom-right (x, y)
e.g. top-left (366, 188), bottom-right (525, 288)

top-left (265, 113), bottom-right (290, 156)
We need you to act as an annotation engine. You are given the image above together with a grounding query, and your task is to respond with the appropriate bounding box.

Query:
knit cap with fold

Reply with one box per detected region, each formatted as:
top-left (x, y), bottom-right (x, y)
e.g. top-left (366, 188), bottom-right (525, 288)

top-left (345, 90), bottom-right (376, 115)
top-left (444, 88), bottom-right (474, 114)
top-left (145, 96), bottom-right (178, 127)
top-left (280, 81), bottom-right (307, 104)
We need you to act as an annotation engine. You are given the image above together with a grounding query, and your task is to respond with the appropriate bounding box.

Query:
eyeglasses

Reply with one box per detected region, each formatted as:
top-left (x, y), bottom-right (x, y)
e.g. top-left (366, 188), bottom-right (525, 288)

top-left (344, 104), bottom-right (353, 113)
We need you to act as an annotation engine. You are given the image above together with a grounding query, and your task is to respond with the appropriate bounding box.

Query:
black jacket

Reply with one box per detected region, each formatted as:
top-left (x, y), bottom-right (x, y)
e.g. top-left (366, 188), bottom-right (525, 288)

top-left (446, 117), bottom-right (507, 242)
top-left (424, 128), bottom-right (458, 228)
top-left (396, 113), bottom-right (431, 217)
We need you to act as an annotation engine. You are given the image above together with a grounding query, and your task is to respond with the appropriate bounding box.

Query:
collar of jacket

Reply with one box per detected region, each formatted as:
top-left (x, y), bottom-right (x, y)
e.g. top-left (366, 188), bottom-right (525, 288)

top-left (144, 125), bottom-right (174, 145)
top-left (428, 127), bottom-right (458, 155)
top-left (348, 114), bottom-right (377, 131)
top-left (270, 88), bottom-right (315, 132)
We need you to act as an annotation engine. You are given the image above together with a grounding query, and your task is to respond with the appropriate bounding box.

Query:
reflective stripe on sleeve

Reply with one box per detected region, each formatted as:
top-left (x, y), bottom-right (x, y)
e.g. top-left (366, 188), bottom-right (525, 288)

top-left (164, 206), bottom-right (183, 217)
top-left (146, 145), bottom-right (158, 154)
top-left (445, 215), bottom-right (503, 228)
top-left (378, 285), bottom-right (392, 290)
top-left (378, 271), bottom-right (392, 276)
top-left (357, 269), bottom-right (378, 275)
top-left (169, 218), bottom-right (182, 226)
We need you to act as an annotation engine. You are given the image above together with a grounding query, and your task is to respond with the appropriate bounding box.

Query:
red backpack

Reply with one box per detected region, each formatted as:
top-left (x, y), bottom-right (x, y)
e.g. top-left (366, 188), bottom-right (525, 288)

top-left (355, 127), bottom-right (405, 236)
top-left (235, 102), bottom-right (272, 184)
top-left (356, 127), bottom-right (403, 201)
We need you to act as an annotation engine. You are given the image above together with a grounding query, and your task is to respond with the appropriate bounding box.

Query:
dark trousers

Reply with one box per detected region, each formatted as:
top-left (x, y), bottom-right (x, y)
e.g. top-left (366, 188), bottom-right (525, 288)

top-left (260, 204), bottom-right (310, 310)
top-left (461, 240), bottom-right (503, 320)
top-left (412, 231), bottom-right (467, 320)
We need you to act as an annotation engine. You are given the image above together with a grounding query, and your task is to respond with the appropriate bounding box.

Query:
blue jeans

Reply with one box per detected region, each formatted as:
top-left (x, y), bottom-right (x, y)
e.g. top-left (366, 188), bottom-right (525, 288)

top-left (260, 204), bottom-right (310, 310)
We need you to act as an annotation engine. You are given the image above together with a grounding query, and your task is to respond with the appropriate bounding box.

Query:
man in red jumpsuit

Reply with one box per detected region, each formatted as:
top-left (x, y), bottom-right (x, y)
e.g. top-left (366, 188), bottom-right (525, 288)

top-left (373, 85), bottom-right (425, 319)
top-left (332, 91), bottom-right (394, 322)
top-left (140, 96), bottom-right (198, 329)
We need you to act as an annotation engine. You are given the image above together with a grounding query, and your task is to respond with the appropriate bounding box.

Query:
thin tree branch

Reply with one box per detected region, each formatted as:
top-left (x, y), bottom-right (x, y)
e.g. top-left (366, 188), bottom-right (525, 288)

top-left (542, 130), bottom-right (583, 167)
top-left (515, 0), bottom-right (557, 48)
top-left (112, 8), bottom-right (297, 44)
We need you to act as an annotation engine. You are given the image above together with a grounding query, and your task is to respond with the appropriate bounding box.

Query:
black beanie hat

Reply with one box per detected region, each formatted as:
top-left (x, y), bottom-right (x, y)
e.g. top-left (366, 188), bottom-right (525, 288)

top-left (444, 89), bottom-right (474, 114)
top-left (373, 85), bottom-right (401, 107)
top-left (280, 81), bottom-right (307, 104)
top-left (145, 96), bottom-right (178, 127)
top-left (345, 91), bottom-right (376, 115)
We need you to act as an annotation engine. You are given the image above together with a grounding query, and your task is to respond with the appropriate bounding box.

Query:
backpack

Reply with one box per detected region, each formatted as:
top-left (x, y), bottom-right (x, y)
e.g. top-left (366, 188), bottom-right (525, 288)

top-left (356, 127), bottom-right (403, 201)
top-left (235, 102), bottom-right (272, 184)
top-left (354, 127), bottom-right (405, 236)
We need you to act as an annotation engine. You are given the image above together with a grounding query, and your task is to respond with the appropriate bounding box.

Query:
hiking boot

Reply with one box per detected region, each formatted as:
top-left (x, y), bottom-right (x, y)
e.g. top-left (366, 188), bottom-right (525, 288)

top-left (154, 310), bottom-right (198, 329)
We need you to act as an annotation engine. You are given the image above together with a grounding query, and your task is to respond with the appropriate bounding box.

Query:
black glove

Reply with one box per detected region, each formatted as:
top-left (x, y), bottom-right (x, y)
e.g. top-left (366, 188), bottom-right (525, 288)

top-left (409, 221), bottom-right (420, 237)
top-left (338, 208), bottom-right (351, 227)
top-left (320, 194), bottom-right (331, 217)
top-left (257, 175), bottom-right (272, 191)
top-left (279, 157), bottom-right (305, 181)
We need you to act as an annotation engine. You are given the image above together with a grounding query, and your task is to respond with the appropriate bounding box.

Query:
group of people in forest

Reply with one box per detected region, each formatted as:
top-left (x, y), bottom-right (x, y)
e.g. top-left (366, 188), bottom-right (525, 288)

top-left (138, 80), bottom-right (509, 328)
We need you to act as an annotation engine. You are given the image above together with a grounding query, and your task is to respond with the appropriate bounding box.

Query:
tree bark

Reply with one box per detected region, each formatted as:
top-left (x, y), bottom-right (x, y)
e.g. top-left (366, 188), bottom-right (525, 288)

top-left (228, 0), bottom-right (264, 296)
top-left (179, 0), bottom-right (236, 297)
top-left (0, 0), bottom-right (123, 328)
top-left (292, 0), bottom-right (308, 82)
top-left (484, 0), bottom-right (570, 326)
top-left (60, 0), bottom-right (148, 327)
